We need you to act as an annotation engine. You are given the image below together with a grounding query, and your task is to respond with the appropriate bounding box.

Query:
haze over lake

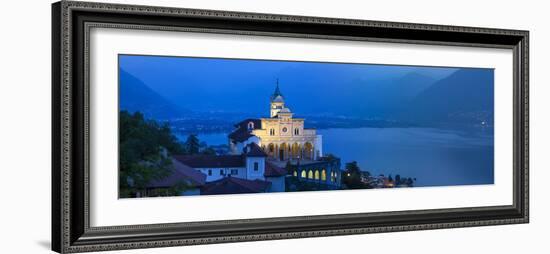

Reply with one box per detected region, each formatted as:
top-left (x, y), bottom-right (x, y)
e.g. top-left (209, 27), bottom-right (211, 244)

top-left (186, 126), bottom-right (494, 187)
top-left (122, 54), bottom-right (495, 189)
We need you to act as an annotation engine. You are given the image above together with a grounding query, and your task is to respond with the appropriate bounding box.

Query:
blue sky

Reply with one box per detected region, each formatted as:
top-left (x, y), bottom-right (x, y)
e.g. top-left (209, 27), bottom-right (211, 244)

top-left (119, 54), bottom-right (491, 118)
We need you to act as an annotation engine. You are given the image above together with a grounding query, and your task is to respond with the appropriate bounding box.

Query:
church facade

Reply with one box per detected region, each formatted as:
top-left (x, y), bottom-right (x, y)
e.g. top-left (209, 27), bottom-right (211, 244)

top-left (228, 81), bottom-right (342, 188)
top-left (143, 81), bottom-right (342, 197)
top-left (229, 81), bottom-right (323, 161)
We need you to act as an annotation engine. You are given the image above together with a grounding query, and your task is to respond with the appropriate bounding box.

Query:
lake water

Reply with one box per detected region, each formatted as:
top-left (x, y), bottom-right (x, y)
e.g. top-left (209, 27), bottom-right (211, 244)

top-left (182, 127), bottom-right (494, 187)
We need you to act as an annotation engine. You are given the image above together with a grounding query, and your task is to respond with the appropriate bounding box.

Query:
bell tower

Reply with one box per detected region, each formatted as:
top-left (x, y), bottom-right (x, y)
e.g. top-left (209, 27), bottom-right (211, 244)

top-left (270, 79), bottom-right (285, 118)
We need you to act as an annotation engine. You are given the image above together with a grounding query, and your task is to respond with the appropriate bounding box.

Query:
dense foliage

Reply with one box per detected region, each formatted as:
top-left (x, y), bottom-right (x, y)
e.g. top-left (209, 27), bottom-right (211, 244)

top-left (184, 134), bottom-right (200, 154)
top-left (342, 161), bottom-right (370, 189)
top-left (119, 111), bottom-right (223, 197)
top-left (119, 111), bottom-right (186, 198)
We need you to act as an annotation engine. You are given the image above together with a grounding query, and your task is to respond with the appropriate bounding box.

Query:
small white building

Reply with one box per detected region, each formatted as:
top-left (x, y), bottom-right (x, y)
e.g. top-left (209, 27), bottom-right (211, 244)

top-left (173, 143), bottom-right (287, 193)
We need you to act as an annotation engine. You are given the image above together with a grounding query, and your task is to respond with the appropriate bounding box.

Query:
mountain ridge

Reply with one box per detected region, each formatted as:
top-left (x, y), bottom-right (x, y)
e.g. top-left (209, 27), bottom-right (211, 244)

top-left (398, 68), bottom-right (494, 125)
top-left (119, 69), bottom-right (189, 120)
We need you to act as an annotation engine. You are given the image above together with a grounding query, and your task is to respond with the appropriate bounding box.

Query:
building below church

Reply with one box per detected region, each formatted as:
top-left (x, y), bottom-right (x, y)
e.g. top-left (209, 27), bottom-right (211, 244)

top-left (175, 142), bottom-right (286, 193)
top-left (144, 81), bottom-right (342, 197)
top-left (144, 142), bottom-right (287, 196)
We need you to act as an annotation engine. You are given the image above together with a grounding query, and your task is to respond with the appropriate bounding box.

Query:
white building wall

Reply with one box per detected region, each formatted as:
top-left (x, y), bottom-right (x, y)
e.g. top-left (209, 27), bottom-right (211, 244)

top-left (199, 167), bottom-right (247, 182)
top-left (246, 157), bottom-right (266, 180)
top-left (315, 134), bottom-right (323, 159)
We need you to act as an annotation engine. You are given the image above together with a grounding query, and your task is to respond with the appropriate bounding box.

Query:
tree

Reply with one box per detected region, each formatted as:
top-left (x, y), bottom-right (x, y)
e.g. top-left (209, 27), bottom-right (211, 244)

top-left (342, 161), bottom-right (364, 189)
top-left (185, 134), bottom-right (200, 154)
top-left (201, 147), bottom-right (216, 155)
top-left (119, 111), bottom-right (185, 198)
top-left (156, 181), bottom-right (193, 197)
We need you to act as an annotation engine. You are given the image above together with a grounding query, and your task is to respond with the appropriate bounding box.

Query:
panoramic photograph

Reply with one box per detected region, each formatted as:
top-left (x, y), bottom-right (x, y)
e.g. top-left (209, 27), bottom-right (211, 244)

top-left (118, 54), bottom-right (494, 198)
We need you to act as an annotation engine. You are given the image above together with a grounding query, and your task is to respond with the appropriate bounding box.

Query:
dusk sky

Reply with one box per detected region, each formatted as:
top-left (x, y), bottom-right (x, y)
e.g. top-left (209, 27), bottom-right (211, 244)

top-left (119, 54), bottom-right (493, 119)
top-left (117, 55), bottom-right (495, 189)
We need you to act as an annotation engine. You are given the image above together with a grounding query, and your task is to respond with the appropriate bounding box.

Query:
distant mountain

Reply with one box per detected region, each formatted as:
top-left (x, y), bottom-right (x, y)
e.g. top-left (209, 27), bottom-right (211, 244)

top-left (342, 72), bottom-right (438, 118)
top-left (399, 69), bottom-right (494, 125)
top-left (119, 69), bottom-right (189, 120)
top-left (385, 72), bottom-right (439, 98)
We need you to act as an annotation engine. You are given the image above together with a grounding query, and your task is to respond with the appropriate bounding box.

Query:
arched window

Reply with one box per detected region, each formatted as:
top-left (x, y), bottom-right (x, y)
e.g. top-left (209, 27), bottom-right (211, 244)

top-left (314, 170), bottom-right (320, 180)
top-left (270, 128), bottom-right (275, 136)
top-left (304, 142), bottom-right (314, 160)
top-left (293, 170), bottom-right (297, 177)
top-left (294, 128), bottom-right (299, 135)
top-left (291, 143), bottom-right (300, 159)
top-left (308, 170), bottom-right (313, 179)
top-left (321, 169), bottom-right (327, 181)
top-left (247, 122), bottom-right (254, 130)
top-left (301, 170), bottom-right (306, 178)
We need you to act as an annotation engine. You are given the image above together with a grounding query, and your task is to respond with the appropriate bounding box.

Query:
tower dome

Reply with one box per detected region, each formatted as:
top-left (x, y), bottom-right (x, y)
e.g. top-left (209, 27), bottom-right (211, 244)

top-left (270, 79), bottom-right (286, 118)
top-left (272, 95), bottom-right (284, 103)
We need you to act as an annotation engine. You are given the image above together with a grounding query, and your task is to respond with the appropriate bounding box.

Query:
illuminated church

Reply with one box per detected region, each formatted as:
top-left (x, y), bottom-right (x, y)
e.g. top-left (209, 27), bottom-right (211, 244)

top-left (143, 80), bottom-right (340, 197)
top-left (229, 80), bottom-right (323, 161)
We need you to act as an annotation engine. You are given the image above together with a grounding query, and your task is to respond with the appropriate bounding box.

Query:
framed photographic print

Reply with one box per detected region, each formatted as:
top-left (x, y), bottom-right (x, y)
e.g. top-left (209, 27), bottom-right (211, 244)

top-left (51, 1), bottom-right (529, 253)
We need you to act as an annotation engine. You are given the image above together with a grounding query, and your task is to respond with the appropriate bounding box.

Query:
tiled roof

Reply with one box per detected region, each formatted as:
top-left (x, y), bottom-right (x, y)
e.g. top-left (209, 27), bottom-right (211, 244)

top-left (228, 130), bottom-right (255, 143)
top-left (234, 118), bottom-right (262, 129)
top-left (173, 155), bottom-right (245, 168)
top-left (243, 143), bottom-right (267, 157)
top-left (229, 119), bottom-right (261, 143)
top-left (147, 158), bottom-right (207, 188)
top-left (264, 162), bottom-right (287, 177)
top-left (200, 177), bottom-right (271, 195)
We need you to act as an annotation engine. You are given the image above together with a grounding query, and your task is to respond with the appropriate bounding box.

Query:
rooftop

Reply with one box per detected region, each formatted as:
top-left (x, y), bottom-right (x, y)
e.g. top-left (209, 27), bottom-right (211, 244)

top-left (229, 118), bottom-right (261, 143)
top-left (173, 154), bottom-right (245, 168)
top-left (264, 162), bottom-right (287, 177)
top-left (201, 177), bottom-right (271, 195)
top-left (271, 79), bottom-right (283, 98)
top-left (272, 95), bottom-right (284, 103)
top-left (147, 158), bottom-right (207, 188)
top-left (243, 142), bottom-right (268, 157)
top-left (279, 107), bottom-right (291, 113)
